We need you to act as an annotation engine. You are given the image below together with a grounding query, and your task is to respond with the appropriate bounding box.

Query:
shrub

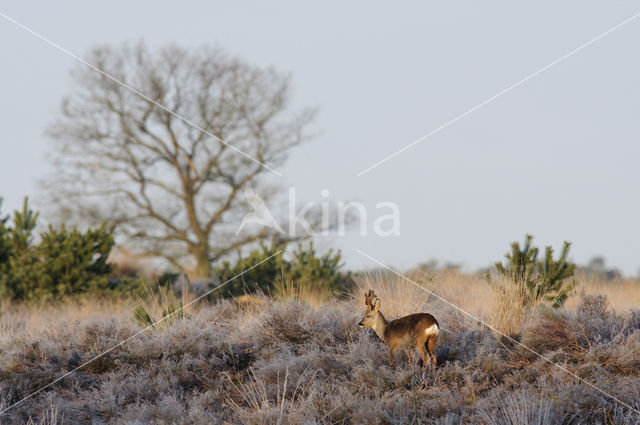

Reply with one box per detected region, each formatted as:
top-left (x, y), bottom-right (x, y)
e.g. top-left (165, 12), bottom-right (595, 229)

top-left (214, 240), bottom-right (285, 297)
top-left (493, 234), bottom-right (577, 309)
top-left (478, 389), bottom-right (561, 425)
top-left (0, 198), bottom-right (115, 301)
top-left (0, 199), bottom-right (13, 265)
top-left (37, 224), bottom-right (113, 294)
top-left (2, 287), bottom-right (640, 424)
top-left (518, 307), bottom-right (579, 362)
top-left (214, 240), bottom-right (353, 299)
top-left (227, 368), bottom-right (319, 425)
top-left (282, 242), bottom-right (351, 295)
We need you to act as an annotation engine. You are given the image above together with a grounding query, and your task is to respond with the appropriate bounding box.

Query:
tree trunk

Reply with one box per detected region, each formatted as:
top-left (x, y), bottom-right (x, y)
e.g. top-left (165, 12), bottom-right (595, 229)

top-left (193, 246), bottom-right (211, 279)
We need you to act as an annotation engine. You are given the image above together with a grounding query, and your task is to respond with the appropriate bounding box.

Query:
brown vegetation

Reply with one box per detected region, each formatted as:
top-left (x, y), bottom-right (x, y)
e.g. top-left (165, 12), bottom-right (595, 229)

top-left (0, 274), bottom-right (639, 424)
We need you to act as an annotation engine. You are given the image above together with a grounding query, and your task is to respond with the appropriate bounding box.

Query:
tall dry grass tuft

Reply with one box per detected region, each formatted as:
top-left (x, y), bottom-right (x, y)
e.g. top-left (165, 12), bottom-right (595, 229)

top-left (25, 403), bottom-right (61, 425)
top-left (479, 390), bottom-right (560, 425)
top-left (484, 276), bottom-right (532, 337)
top-left (273, 279), bottom-right (327, 308)
top-left (226, 368), bottom-right (319, 425)
top-left (133, 279), bottom-right (198, 335)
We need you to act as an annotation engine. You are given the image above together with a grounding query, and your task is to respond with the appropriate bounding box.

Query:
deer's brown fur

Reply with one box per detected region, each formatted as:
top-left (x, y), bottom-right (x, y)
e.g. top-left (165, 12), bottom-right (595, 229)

top-left (359, 290), bottom-right (439, 368)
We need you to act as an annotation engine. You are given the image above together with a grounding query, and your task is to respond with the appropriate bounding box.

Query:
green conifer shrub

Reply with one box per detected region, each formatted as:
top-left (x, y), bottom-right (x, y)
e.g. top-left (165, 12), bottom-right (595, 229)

top-left (214, 240), bottom-right (353, 298)
top-left (494, 234), bottom-right (577, 309)
top-left (0, 198), bottom-right (115, 301)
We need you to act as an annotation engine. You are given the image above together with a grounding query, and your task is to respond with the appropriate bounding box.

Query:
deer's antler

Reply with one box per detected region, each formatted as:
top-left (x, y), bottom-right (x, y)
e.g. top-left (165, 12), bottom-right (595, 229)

top-left (364, 290), bottom-right (377, 311)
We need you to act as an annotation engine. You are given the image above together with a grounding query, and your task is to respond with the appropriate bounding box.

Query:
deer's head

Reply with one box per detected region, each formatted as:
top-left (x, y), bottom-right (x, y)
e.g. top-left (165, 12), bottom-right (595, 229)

top-left (358, 289), bottom-right (383, 329)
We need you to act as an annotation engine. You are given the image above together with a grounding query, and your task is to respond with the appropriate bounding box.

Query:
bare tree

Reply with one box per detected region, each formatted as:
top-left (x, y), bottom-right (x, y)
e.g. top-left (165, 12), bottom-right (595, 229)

top-left (44, 43), bottom-right (315, 278)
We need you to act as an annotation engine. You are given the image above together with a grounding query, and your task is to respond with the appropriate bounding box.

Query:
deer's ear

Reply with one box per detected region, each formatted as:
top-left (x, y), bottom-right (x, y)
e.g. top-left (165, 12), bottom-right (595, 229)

top-left (372, 298), bottom-right (380, 312)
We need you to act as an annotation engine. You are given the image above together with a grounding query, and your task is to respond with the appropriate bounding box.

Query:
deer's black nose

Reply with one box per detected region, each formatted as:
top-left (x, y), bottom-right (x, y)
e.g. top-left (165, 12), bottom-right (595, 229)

top-left (358, 322), bottom-right (364, 327)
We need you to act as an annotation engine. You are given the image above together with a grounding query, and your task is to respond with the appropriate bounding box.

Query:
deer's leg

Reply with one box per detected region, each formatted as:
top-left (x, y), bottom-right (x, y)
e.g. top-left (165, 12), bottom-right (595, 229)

top-left (416, 339), bottom-right (429, 369)
top-left (388, 344), bottom-right (397, 368)
top-left (427, 336), bottom-right (437, 368)
top-left (407, 350), bottom-right (416, 367)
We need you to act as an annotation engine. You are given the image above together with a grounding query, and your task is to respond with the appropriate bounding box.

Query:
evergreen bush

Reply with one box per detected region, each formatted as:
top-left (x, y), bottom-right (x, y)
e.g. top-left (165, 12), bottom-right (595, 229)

top-left (0, 198), bottom-right (115, 301)
top-left (214, 240), bottom-right (353, 298)
top-left (493, 234), bottom-right (577, 309)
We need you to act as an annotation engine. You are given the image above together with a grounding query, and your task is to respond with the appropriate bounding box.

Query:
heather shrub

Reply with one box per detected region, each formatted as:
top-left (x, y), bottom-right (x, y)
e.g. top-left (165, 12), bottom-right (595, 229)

top-left (572, 294), bottom-right (621, 347)
top-left (227, 368), bottom-right (320, 425)
top-left (547, 378), bottom-right (640, 424)
top-left (437, 329), bottom-right (501, 365)
top-left (249, 300), bottom-right (315, 346)
top-left (608, 404), bottom-right (640, 425)
top-left (586, 331), bottom-right (640, 376)
top-left (478, 389), bottom-right (562, 425)
top-left (1, 274), bottom-right (640, 424)
top-left (518, 307), bottom-right (579, 362)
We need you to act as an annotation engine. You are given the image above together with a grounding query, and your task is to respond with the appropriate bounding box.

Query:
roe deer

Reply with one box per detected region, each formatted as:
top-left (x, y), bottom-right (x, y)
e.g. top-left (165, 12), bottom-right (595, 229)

top-left (358, 289), bottom-right (439, 368)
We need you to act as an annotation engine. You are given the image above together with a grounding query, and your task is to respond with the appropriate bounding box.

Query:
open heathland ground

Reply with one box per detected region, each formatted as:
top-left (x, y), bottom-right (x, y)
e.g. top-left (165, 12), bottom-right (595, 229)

top-left (1, 273), bottom-right (639, 424)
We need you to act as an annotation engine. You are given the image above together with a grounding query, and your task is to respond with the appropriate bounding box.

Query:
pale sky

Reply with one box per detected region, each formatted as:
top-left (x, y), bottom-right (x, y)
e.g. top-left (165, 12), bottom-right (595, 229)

top-left (1, 1), bottom-right (639, 274)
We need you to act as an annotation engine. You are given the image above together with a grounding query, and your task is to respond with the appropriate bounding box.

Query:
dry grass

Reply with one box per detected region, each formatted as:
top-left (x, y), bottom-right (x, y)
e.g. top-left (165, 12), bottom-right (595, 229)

top-left (227, 368), bottom-right (320, 425)
top-left (352, 270), bottom-right (436, 318)
top-left (0, 295), bottom-right (135, 335)
top-left (134, 280), bottom-right (199, 335)
top-left (1, 273), bottom-right (639, 424)
top-left (272, 279), bottom-right (328, 308)
top-left (565, 276), bottom-right (640, 311)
